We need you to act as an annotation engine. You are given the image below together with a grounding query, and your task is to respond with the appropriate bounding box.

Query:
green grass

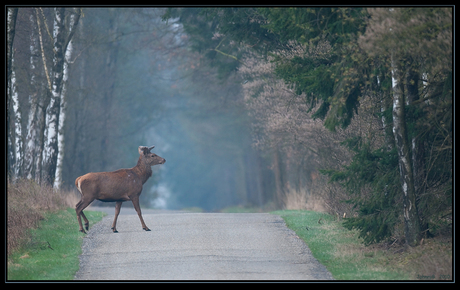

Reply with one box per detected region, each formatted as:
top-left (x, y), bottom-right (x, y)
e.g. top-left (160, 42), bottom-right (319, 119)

top-left (7, 208), bottom-right (106, 280)
top-left (272, 210), bottom-right (411, 280)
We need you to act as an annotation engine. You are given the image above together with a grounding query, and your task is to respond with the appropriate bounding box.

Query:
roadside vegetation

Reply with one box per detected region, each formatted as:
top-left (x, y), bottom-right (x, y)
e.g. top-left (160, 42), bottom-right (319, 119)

top-left (273, 210), bottom-right (452, 281)
top-left (7, 179), bottom-right (105, 280)
top-left (223, 189), bottom-right (451, 281)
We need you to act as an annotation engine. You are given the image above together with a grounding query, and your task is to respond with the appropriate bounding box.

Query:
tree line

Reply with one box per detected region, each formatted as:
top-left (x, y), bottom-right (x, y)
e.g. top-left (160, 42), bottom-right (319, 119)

top-left (7, 7), bottom-right (270, 211)
top-left (8, 7), bottom-right (81, 186)
top-left (162, 7), bottom-right (452, 247)
top-left (7, 8), bottom-right (179, 204)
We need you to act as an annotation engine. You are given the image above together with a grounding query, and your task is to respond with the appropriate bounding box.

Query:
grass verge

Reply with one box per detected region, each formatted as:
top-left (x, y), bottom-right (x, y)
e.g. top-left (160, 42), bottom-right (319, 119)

top-left (7, 207), bottom-right (105, 280)
top-left (272, 210), bottom-right (452, 281)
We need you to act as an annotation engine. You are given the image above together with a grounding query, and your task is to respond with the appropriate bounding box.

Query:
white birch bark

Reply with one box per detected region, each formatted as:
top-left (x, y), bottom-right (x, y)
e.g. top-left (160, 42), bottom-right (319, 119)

top-left (7, 7), bottom-right (18, 177)
top-left (43, 8), bottom-right (64, 185)
top-left (54, 12), bottom-right (76, 189)
top-left (33, 8), bottom-right (54, 184)
top-left (391, 52), bottom-right (421, 247)
top-left (11, 55), bottom-right (23, 178)
top-left (24, 12), bottom-right (41, 180)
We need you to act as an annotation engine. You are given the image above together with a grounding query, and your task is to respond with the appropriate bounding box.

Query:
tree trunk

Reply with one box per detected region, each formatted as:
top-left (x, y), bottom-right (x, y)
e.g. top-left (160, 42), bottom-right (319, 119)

top-left (7, 8), bottom-right (18, 177)
top-left (43, 7), bottom-right (66, 185)
top-left (54, 10), bottom-right (79, 189)
top-left (33, 8), bottom-right (52, 184)
top-left (391, 53), bottom-right (421, 247)
top-left (11, 56), bottom-right (23, 178)
top-left (100, 8), bottom-right (119, 170)
top-left (376, 67), bottom-right (395, 150)
top-left (406, 61), bottom-right (428, 235)
top-left (24, 11), bottom-right (41, 180)
top-left (273, 149), bottom-right (284, 208)
top-left (7, 8), bottom-right (17, 80)
top-left (43, 8), bottom-right (80, 186)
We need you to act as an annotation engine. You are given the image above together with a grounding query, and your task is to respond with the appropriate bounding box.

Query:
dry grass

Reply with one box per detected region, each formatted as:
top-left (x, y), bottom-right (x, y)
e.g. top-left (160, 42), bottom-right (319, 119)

top-left (7, 178), bottom-right (80, 255)
top-left (383, 235), bottom-right (453, 280)
top-left (282, 187), bottom-right (326, 212)
top-left (333, 230), bottom-right (452, 280)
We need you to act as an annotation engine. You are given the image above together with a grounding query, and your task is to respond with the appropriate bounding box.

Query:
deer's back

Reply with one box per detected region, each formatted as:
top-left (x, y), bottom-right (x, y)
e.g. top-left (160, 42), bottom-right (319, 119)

top-left (76, 169), bottom-right (143, 201)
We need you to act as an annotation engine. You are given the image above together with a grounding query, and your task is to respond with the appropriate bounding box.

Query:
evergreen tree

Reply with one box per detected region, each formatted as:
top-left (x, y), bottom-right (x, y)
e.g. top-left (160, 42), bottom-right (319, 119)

top-left (163, 7), bottom-right (452, 246)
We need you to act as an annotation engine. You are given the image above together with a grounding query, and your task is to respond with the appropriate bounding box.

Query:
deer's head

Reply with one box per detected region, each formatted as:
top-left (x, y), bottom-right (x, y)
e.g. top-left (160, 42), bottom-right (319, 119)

top-left (138, 145), bottom-right (166, 166)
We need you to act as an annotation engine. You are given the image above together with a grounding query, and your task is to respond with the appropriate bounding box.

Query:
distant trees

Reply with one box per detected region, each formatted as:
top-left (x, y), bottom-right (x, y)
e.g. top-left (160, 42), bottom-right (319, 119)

top-left (7, 8), bottom-right (168, 190)
top-left (7, 7), bottom-right (265, 211)
top-left (61, 7), bottom-right (179, 204)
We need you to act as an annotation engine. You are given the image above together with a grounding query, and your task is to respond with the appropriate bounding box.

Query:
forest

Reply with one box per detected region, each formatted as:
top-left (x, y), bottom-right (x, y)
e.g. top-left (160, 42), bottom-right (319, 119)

top-left (7, 7), bottom-right (452, 247)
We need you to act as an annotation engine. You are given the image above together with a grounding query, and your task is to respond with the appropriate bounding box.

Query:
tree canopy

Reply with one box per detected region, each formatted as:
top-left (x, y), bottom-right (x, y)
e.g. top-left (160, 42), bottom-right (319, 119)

top-left (163, 7), bottom-right (452, 246)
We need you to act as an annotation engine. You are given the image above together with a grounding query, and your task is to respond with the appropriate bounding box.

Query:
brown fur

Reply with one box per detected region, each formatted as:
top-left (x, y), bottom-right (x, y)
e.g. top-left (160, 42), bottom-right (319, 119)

top-left (75, 146), bottom-right (165, 233)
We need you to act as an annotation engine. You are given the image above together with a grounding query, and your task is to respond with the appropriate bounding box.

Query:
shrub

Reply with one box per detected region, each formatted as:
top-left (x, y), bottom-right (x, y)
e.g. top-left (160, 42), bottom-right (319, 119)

top-left (7, 179), bottom-right (78, 255)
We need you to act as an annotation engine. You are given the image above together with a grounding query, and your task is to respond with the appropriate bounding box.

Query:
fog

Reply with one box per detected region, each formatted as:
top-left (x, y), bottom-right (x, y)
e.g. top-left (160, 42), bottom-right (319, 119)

top-left (8, 7), bottom-right (267, 211)
top-left (84, 8), bottom-right (266, 211)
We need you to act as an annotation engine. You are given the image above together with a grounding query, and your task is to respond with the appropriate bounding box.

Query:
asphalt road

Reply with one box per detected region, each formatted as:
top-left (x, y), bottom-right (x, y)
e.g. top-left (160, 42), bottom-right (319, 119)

top-left (74, 207), bottom-right (333, 281)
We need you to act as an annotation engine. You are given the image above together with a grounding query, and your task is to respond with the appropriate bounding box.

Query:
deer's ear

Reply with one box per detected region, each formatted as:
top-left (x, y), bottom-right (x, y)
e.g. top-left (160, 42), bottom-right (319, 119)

top-left (139, 145), bottom-right (155, 155)
top-left (138, 146), bottom-right (149, 155)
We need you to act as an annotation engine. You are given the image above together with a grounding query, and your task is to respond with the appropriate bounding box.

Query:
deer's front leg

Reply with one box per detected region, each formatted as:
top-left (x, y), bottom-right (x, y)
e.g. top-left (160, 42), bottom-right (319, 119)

top-left (111, 201), bottom-right (123, 233)
top-left (131, 196), bottom-right (150, 231)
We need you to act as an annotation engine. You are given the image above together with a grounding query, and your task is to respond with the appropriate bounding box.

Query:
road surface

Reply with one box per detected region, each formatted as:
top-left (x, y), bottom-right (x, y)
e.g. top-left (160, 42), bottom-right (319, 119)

top-left (74, 207), bottom-right (333, 280)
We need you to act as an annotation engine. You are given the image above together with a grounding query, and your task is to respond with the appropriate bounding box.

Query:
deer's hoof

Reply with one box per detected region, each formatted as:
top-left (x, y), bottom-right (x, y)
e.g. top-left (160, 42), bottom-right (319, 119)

top-left (79, 230), bottom-right (87, 234)
top-left (85, 223), bottom-right (89, 231)
top-left (143, 228), bottom-right (151, 231)
top-left (111, 227), bottom-right (118, 233)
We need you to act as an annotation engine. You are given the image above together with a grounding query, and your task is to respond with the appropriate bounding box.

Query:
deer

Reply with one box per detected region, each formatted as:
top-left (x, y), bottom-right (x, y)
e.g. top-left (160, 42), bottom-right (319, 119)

top-left (75, 145), bottom-right (165, 233)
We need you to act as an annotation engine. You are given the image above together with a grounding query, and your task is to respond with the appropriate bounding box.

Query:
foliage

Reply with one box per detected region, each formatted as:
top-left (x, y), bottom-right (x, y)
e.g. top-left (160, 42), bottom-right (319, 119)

top-left (322, 138), bottom-right (401, 244)
top-left (163, 8), bottom-right (245, 79)
top-left (261, 7), bottom-right (369, 131)
top-left (273, 210), bottom-right (412, 280)
top-left (163, 7), bottom-right (452, 246)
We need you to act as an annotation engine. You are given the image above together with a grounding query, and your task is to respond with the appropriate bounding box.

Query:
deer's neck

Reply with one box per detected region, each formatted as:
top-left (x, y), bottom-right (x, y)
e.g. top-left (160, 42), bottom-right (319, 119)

top-left (134, 158), bottom-right (153, 184)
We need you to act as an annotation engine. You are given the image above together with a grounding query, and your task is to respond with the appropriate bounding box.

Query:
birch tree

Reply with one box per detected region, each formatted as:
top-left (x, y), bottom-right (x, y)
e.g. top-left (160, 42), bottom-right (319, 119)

top-left (7, 7), bottom-right (18, 177)
top-left (10, 55), bottom-right (23, 178)
top-left (358, 7), bottom-right (451, 245)
top-left (42, 7), bottom-right (80, 186)
top-left (23, 10), bottom-right (43, 180)
top-left (391, 52), bottom-right (421, 246)
top-left (32, 7), bottom-right (54, 184)
top-left (54, 10), bottom-right (79, 189)
top-left (42, 7), bottom-right (65, 185)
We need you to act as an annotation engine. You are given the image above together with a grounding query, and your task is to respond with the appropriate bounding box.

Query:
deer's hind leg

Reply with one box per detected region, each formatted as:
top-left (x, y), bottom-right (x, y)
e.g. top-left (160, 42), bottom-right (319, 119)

top-left (81, 211), bottom-right (89, 231)
top-left (76, 197), bottom-right (93, 233)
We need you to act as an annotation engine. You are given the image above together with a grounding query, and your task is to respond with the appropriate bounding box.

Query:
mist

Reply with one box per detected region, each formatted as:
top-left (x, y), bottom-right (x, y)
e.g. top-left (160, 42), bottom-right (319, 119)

top-left (8, 7), bottom-right (267, 211)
